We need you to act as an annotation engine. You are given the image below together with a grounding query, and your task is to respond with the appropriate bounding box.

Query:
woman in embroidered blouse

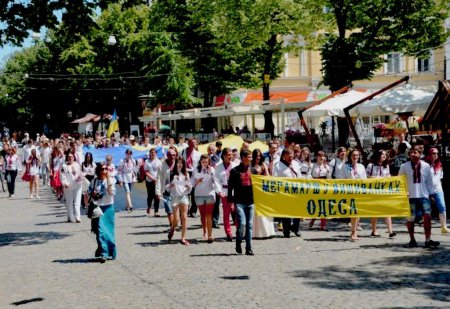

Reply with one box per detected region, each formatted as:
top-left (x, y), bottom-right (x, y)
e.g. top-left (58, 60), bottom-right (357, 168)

top-left (366, 149), bottom-right (396, 238)
top-left (88, 163), bottom-right (117, 262)
top-left (82, 152), bottom-right (97, 208)
top-left (309, 151), bottom-right (332, 231)
top-left (27, 148), bottom-right (41, 199)
top-left (50, 147), bottom-right (65, 201)
top-left (425, 148), bottom-right (449, 234)
top-left (118, 149), bottom-right (137, 212)
top-left (298, 147), bottom-right (312, 179)
top-left (4, 147), bottom-right (21, 197)
top-left (61, 151), bottom-right (84, 223)
top-left (192, 154), bottom-right (220, 243)
top-left (167, 157), bottom-right (192, 245)
top-left (344, 149), bottom-right (367, 241)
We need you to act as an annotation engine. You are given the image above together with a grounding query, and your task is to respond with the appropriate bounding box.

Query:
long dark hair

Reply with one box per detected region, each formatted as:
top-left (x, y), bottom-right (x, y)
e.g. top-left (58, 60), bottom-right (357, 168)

top-left (196, 154), bottom-right (210, 173)
top-left (371, 149), bottom-right (388, 168)
top-left (252, 149), bottom-right (264, 166)
top-left (83, 152), bottom-right (93, 167)
top-left (171, 157), bottom-right (187, 181)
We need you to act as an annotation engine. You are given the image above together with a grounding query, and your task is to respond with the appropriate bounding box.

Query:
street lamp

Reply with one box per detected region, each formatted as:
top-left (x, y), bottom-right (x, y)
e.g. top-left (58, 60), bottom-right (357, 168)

top-left (107, 35), bottom-right (117, 46)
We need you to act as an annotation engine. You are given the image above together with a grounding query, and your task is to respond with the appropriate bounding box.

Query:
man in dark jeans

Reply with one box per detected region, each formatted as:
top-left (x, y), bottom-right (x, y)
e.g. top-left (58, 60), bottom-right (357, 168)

top-left (228, 150), bottom-right (255, 256)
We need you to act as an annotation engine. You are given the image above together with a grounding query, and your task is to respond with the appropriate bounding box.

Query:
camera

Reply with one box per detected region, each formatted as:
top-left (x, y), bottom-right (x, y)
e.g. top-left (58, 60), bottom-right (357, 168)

top-left (90, 191), bottom-right (104, 201)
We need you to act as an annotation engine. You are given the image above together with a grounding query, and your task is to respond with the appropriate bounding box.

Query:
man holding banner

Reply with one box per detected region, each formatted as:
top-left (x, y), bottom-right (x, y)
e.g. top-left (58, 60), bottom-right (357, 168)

top-left (273, 148), bottom-right (301, 238)
top-left (399, 148), bottom-right (440, 248)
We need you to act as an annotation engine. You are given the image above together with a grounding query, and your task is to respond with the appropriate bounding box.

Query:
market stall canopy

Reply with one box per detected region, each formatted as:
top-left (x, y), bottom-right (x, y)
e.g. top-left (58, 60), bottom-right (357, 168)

top-left (71, 113), bottom-right (101, 124)
top-left (355, 86), bottom-right (434, 117)
top-left (303, 90), bottom-right (370, 118)
top-left (421, 80), bottom-right (450, 131)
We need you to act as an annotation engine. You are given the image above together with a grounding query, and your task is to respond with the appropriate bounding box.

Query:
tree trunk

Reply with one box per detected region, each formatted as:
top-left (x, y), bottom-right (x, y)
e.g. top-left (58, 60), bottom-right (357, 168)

top-left (262, 34), bottom-right (277, 137)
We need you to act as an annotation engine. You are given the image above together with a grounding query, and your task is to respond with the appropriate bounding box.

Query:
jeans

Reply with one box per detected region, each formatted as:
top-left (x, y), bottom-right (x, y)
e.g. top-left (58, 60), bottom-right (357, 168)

top-left (236, 203), bottom-right (254, 250)
top-left (41, 163), bottom-right (50, 186)
top-left (431, 191), bottom-right (446, 214)
top-left (407, 197), bottom-right (431, 222)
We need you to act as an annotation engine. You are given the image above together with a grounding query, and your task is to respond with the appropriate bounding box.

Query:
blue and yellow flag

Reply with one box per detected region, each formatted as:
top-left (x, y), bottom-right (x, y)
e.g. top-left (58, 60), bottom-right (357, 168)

top-left (107, 110), bottom-right (119, 138)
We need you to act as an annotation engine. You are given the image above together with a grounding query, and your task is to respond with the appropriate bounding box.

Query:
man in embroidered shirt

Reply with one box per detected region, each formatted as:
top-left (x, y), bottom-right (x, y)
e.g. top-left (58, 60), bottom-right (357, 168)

top-left (398, 148), bottom-right (439, 248)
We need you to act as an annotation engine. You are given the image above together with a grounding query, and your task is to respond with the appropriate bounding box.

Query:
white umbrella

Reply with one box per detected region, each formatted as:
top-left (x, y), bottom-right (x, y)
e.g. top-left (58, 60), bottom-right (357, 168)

top-left (356, 86), bottom-right (434, 116)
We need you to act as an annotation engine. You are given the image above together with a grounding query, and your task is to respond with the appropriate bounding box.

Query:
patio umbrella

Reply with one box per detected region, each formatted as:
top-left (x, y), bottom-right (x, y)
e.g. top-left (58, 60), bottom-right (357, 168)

top-left (159, 124), bottom-right (171, 131)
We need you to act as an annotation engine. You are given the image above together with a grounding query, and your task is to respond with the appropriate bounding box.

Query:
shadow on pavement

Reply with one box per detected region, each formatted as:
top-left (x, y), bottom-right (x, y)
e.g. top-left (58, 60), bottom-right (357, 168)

top-left (35, 221), bottom-right (70, 226)
top-left (11, 297), bottom-right (44, 306)
top-left (289, 248), bottom-right (450, 302)
top-left (0, 231), bottom-right (72, 247)
top-left (52, 258), bottom-right (102, 264)
top-left (219, 275), bottom-right (249, 280)
top-left (191, 253), bottom-right (237, 257)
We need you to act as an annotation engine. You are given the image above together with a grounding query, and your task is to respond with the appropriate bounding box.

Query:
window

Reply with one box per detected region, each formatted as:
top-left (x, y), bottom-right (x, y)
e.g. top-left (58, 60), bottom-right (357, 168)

top-left (385, 53), bottom-right (402, 74)
top-left (417, 52), bottom-right (434, 72)
top-left (282, 52), bottom-right (307, 78)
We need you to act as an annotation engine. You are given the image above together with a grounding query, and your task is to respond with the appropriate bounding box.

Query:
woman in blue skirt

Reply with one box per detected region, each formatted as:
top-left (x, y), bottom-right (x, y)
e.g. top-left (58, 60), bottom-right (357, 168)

top-left (88, 163), bottom-right (117, 263)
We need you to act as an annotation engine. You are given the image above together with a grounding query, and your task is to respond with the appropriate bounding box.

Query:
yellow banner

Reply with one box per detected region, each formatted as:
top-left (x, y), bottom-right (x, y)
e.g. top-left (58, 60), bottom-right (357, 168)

top-left (251, 175), bottom-right (410, 218)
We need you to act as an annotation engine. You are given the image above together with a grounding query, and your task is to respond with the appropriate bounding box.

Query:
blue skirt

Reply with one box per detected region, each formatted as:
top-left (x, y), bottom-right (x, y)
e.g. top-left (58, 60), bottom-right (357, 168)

top-left (92, 204), bottom-right (117, 259)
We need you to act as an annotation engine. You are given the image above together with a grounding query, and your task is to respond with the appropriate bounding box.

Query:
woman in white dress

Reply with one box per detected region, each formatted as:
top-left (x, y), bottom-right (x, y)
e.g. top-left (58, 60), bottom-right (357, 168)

top-left (251, 149), bottom-right (276, 238)
top-left (61, 151), bottom-right (84, 223)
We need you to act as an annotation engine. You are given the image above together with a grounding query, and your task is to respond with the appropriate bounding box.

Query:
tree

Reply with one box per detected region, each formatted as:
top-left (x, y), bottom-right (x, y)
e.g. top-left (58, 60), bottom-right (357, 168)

top-left (320, 0), bottom-right (449, 146)
top-left (211, 0), bottom-right (330, 136)
top-left (321, 0), bottom-right (450, 91)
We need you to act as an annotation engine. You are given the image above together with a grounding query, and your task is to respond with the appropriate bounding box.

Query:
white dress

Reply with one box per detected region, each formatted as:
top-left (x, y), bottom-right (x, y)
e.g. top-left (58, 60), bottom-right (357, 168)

top-left (252, 165), bottom-right (276, 238)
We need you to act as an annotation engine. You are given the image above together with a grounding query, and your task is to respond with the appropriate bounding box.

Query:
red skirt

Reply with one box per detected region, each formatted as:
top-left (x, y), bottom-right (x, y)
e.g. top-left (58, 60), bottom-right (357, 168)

top-left (50, 171), bottom-right (62, 188)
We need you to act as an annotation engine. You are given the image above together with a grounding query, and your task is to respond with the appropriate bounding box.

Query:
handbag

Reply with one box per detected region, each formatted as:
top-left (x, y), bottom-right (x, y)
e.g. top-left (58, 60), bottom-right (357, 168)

top-left (92, 205), bottom-right (104, 219)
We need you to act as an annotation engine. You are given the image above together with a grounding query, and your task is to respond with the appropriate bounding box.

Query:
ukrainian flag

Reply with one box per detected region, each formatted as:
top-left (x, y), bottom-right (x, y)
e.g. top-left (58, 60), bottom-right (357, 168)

top-left (107, 110), bottom-right (119, 138)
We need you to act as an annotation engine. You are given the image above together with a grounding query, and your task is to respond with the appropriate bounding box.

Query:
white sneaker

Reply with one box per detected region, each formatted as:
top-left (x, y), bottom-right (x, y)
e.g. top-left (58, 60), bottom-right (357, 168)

top-left (36, 195), bottom-right (41, 199)
top-left (29, 194), bottom-right (34, 199)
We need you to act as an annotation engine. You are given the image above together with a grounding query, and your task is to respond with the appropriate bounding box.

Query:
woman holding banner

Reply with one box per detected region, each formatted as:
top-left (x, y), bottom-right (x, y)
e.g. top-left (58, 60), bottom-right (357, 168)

top-left (251, 149), bottom-right (276, 238)
top-left (366, 149), bottom-right (396, 238)
top-left (344, 149), bottom-right (367, 241)
top-left (309, 151), bottom-right (331, 231)
top-left (297, 147), bottom-right (312, 179)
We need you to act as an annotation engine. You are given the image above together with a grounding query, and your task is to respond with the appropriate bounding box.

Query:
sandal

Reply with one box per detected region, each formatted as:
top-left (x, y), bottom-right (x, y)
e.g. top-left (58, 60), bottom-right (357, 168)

top-left (181, 239), bottom-right (190, 245)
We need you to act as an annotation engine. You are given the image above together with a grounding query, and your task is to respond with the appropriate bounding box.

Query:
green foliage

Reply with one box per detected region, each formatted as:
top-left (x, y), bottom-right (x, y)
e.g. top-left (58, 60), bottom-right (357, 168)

top-left (321, 0), bottom-right (450, 90)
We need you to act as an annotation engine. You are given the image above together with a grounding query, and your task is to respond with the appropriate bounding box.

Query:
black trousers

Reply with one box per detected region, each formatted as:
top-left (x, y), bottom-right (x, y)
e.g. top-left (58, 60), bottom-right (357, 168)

top-left (5, 170), bottom-right (17, 195)
top-left (282, 218), bottom-right (300, 237)
top-left (145, 181), bottom-right (159, 212)
top-left (213, 193), bottom-right (220, 225)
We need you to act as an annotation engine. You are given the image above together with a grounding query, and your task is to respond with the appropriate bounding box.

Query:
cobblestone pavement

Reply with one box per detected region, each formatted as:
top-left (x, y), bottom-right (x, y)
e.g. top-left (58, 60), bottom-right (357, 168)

top-left (0, 180), bottom-right (449, 309)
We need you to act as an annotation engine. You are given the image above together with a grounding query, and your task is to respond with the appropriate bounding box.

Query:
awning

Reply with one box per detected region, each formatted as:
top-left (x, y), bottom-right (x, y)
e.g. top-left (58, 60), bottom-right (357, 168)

top-left (71, 113), bottom-right (101, 124)
top-left (303, 90), bottom-right (370, 118)
top-left (356, 86), bottom-right (434, 117)
top-left (244, 91), bottom-right (310, 103)
top-left (421, 80), bottom-right (450, 130)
